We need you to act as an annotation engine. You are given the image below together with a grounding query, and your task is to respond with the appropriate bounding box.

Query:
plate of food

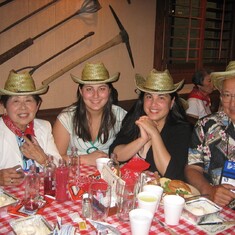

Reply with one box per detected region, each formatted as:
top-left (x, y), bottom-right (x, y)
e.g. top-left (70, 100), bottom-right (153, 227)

top-left (159, 177), bottom-right (200, 198)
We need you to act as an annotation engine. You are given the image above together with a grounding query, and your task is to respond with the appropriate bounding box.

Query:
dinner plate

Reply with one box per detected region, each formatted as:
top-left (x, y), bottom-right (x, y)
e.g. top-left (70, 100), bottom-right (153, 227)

top-left (144, 174), bottom-right (201, 198)
top-left (160, 183), bottom-right (200, 198)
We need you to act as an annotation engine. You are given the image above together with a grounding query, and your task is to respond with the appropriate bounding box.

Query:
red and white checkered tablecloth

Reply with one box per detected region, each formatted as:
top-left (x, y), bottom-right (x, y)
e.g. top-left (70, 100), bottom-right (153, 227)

top-left (0, 164), bottom-right (234, 235)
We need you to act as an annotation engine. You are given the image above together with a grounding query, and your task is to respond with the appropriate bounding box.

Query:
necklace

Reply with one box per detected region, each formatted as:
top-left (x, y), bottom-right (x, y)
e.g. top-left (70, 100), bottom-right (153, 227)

top-left (86, 138), bottom-right (98, 154)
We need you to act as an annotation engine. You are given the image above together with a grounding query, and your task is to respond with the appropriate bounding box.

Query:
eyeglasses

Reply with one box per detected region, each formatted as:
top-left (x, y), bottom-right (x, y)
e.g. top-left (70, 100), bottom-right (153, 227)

top-left (221, 93), bottom-right (235, 103)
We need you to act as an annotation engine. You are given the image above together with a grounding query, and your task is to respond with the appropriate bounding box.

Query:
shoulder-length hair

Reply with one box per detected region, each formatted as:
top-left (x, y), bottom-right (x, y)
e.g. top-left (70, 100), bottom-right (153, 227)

top-left (71, 83), bottom-right (117, 143)
top-left (119, 91), bottom-right (188, 141)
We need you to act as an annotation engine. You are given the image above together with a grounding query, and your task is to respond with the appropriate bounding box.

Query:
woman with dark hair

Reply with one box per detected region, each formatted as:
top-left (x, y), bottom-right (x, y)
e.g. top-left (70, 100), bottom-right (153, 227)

top-left (109, 69), bottom-right (192, 180)
top-left (0, 70), bottom-right (61, 186)
top-left (186, 69), bottom-right (214, 120)
top-left (53, 62), bottom-right (126, 165)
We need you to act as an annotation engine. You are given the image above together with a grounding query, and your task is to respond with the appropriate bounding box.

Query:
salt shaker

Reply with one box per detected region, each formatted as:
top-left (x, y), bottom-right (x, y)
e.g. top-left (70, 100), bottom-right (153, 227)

top-left (82, 193), bottom-right (92, 218)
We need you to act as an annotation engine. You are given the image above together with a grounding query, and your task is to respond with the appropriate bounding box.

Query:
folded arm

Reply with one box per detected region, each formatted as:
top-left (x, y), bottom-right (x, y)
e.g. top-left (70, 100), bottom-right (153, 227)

top-left (185, 164), bottom-right (235, 207)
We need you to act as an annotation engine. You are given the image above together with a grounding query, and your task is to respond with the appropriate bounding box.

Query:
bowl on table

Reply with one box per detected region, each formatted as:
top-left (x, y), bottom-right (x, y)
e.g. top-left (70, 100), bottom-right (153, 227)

top-left (0, 189), bottom-right (19, 217)
top-left (183, 197), bottom-right (222, 224)
top-left (10, 215), bottom-right (53, 235)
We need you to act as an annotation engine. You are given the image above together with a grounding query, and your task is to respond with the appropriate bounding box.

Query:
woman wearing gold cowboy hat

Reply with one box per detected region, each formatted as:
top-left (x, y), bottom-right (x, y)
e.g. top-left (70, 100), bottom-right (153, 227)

top-left (185, 61), bottom-right (235, 208)
top-left (53, 62), bottom-right (126, 165)
top-left (109, 69), bottom-right (192, 180)
top-left (0, 70), bottom-right (61, 186)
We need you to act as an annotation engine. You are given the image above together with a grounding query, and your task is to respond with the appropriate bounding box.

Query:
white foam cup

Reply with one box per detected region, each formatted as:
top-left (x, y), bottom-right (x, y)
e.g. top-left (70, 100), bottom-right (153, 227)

top-left (96, 158), bottom-right (110, 173)
top-left (163, 195), bottom-right (185, 225)
top-left (137, 191), bottom-right (159, 216)
top-left (143, 184), bottom-right (163, 209)
top-left (129, 208), bottom-right (153, 235)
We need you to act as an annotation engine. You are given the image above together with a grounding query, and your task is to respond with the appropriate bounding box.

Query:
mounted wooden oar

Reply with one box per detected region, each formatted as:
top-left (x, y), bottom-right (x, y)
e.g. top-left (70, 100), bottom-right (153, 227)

top-left (0, 0), bottom-right (59, 35)
top-left (42, 5), bottom-right (134, 86)
top-left (0, 0), bottom-right (14, 8)
top-left (16, 32), bottom-right (94, 75)
top-left (0, 0), bottom-right (101, 65)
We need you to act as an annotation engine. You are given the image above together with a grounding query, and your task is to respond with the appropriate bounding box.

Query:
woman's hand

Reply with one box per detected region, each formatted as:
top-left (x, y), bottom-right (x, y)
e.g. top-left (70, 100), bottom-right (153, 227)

top-left (136, 116), bottom-right (159, 138)
top-left (0, 165), bottom-right (25, 186)
top-left (21, 136), bottom-right (48, 165)
top-left (136, 122), bottom-right (150, 143)
top-left (80, 150), bottom-right (108, 166)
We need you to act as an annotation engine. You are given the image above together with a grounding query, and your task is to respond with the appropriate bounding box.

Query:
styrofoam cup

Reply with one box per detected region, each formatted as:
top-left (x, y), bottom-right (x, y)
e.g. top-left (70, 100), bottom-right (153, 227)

top-left (137, 191), bottom-right (159, 216)
top-left (96, 158), bottom-right (110, 173)
top-left (143, 184), bottom-right (163, 209)
top-left (163, 195), bottom-right (185, 225)
top-left (129, 208), bottom-right (153, 235)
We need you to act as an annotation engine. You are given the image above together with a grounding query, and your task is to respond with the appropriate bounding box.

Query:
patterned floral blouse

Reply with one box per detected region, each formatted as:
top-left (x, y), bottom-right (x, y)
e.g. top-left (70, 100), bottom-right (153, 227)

top-left (188, 111), bottom-right (235, 185)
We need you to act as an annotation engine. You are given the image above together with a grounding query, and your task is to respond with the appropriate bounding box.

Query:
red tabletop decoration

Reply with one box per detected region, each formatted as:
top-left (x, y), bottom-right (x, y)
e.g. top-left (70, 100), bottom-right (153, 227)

top-left (120, 156), bottom-right (150, 174)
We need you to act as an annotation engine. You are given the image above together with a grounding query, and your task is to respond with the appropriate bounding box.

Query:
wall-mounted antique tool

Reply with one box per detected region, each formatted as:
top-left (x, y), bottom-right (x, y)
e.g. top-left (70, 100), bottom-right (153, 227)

top-left (42, 5), bottom-right (134, 86)
top-left (0, 0), bottom-right (101, 65)
top-left (0, 0), bottom-right (14, 8)
top-left (0, 0), bottom-right (59, 35)
top-left (109, 5), bottom-right (134, 68)
top-left (16, 32), bottom-right (94, 75)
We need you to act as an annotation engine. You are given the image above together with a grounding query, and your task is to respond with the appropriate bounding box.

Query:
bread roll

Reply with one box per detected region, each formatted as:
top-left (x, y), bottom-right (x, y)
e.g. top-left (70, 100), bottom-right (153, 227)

top-left (168, 180), bottom-right (192, 194)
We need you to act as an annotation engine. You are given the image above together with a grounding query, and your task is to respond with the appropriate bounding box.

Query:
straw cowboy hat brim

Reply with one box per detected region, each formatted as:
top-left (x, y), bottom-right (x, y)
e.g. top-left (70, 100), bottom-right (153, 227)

top-left (71, 72), bottom-right (120, 85)
top-left (135, 70), bottom-right (184, 94)
top-left (0, 70), bottom-right (48, 96)
top-left (71, 62), bottom-right (120, 85)
top-left (0, 86), bottom-right (48, 96)
top-left (180, 97), bottom-right (189, 110)
top-left (211, 61), bottom-right (235, 91)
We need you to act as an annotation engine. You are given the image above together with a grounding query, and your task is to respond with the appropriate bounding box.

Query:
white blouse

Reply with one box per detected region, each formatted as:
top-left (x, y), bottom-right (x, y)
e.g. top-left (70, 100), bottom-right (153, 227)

top-left (57, 105), bottom-right (127, 155)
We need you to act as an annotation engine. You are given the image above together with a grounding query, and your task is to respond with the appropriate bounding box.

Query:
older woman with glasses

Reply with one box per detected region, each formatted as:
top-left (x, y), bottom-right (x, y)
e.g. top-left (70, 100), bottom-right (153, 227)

top-left (185, 61), bottom-right (235, 208)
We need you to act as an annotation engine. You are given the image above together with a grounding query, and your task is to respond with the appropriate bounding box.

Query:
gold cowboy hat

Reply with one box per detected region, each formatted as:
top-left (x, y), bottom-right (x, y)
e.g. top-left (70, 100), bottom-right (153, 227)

top-left (0, 70), bottom-right (48, 96)
top-left (71, 62), bottom-right (120, 85)
top-left (211, 61), bottom-right (235, 91)
top-left (135, 69), bottom-right (184, 94)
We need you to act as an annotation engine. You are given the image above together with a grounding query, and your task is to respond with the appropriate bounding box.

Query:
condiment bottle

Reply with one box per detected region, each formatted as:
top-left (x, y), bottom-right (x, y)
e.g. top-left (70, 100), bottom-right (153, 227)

top-left (43, 155), bottom-right (56, 197)
top-left (24, 164), bottom-right (40, 211)
top-left (55, 159), bottom-right (69, 202)
top-left (108, 153), bottom-right (120, 177)
top-left (68, 147), bottom-right (80, 183)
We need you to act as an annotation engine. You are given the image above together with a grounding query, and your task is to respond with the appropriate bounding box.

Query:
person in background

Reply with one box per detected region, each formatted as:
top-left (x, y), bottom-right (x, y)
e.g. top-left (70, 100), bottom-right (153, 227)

top-left (186, 69), bottom-right (214, 123)
top-left (185, 61), bottom-right (235, 208)
top-left (0, 70), bottom-right (61, 186)
top-left (53, 62), bottom-right (126, 166)
top-left (109, 69), bottom-right (192, 180)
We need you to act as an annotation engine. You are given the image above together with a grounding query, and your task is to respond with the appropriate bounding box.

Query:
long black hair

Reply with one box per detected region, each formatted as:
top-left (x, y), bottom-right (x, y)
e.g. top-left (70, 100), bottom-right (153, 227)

top-left (71, 83), bottom-right (117, 143)
top-left (118, 91), bottom-right (189, 141)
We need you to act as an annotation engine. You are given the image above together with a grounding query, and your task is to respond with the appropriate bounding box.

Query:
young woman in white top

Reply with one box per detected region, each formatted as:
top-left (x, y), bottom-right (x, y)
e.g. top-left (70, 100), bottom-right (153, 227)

top-left (53, 62), bottom-right (126, 166)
